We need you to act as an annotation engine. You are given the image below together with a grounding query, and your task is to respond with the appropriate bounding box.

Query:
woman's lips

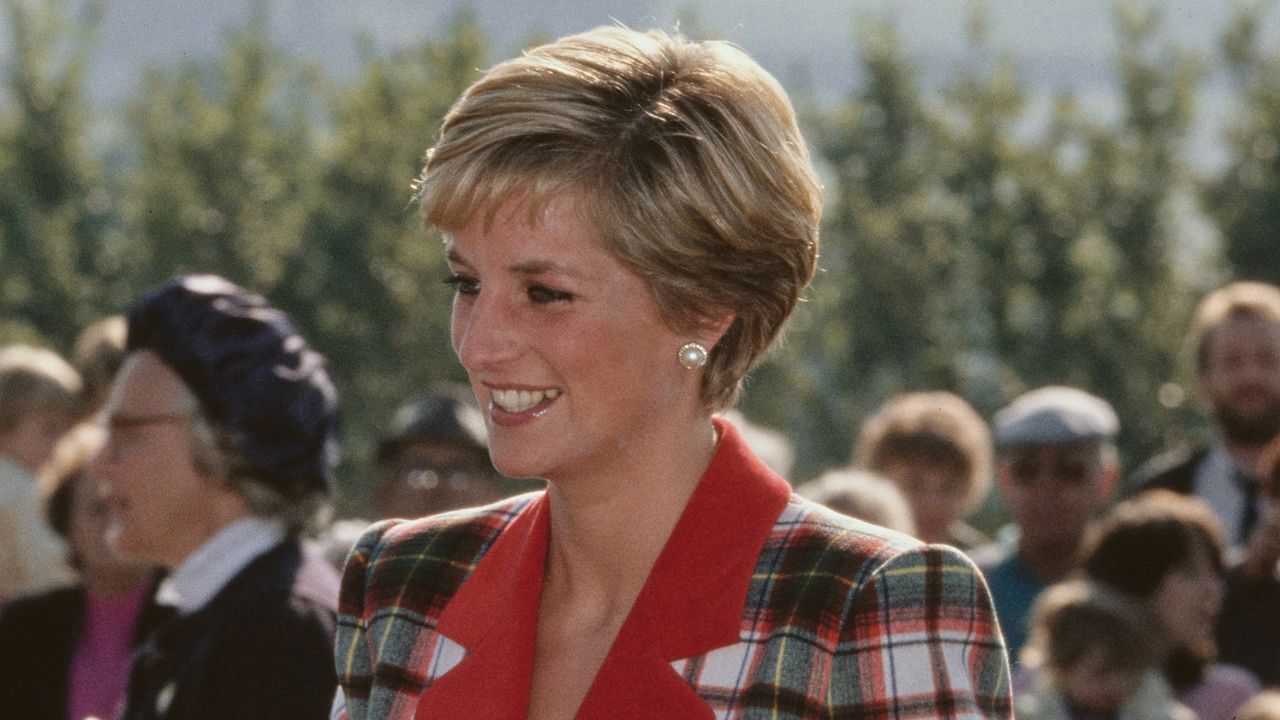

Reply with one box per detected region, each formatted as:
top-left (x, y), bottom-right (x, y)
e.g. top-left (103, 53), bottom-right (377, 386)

top-left (490, 387), bottom-right (561, 412)
top-left (487, 387), bottom-right (561, 425)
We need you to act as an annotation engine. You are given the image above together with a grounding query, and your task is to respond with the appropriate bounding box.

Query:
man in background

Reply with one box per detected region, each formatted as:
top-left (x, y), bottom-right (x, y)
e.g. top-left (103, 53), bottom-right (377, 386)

top-left (971, 385), bottom-right (1121, 664)
top-left (372, 383), bottom-right (507, 519)
top-left (1134, 281), bottom-right (1280, 547)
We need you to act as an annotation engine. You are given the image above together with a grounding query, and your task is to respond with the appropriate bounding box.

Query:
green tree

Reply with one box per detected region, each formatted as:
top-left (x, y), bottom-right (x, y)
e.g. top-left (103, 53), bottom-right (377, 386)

top-left (0, 0), bottom-right (113, 348)
top-left (277, 12), bottom-right (489, 513)
top-left (1203, 2), bottom-right (1280, 286)
top-left (748, 2), bottom-right (1203, 480)
top-left (1049, 1), bottom-right (1204, 465)
top-left (119, 8), bottom-right (318, 295)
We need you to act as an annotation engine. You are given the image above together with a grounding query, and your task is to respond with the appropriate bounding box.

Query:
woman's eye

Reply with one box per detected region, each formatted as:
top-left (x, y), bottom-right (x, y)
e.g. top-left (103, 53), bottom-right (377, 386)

top-left (528, 285), bottom-right (573, 304)
top-left (443, 274), bottom-right (479, 295)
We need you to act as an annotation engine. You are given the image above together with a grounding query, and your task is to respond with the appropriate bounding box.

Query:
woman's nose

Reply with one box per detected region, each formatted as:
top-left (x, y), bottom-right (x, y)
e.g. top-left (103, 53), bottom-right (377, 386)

top-left (453, 293), bottom-right (522, 371)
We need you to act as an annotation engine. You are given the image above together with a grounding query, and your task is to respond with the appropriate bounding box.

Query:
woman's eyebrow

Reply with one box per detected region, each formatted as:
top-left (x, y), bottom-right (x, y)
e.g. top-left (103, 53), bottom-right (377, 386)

top-left (510, 259), bottom-right (587, 280)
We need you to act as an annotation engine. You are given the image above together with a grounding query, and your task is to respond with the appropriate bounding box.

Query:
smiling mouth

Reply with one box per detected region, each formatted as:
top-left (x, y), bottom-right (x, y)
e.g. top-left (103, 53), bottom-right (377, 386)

top-left (491, 388), bottom-right (561, 413)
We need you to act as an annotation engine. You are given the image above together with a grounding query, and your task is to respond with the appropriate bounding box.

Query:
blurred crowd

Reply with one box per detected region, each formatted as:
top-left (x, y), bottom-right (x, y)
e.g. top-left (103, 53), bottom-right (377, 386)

top-left (2, 276), bottom-right (1280, 720)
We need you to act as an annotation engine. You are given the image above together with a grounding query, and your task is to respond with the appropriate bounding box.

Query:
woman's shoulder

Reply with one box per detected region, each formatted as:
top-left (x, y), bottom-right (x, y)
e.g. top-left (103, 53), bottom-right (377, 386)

top-left (762, 491), bottom-right (993, 617)
top-left (1192, 662), bottom-right (1262, 699)
top-left (757, 495), bottom-right (984, 605)
top-left (339, 492), bottom-right (540, 602)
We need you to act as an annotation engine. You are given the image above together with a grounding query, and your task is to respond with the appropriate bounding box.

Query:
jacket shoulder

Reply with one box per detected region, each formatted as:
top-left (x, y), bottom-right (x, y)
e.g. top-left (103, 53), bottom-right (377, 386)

top-left (751, 496), bottom-right (926, 629)
top-left (334, 494), bottom-right (538, 718)
top-left (757, 491), bottom-right (998, 617)
top-left (747, 496), bottom-right (1011, 715)
top-left (339, 494), bottom-right (539, 618)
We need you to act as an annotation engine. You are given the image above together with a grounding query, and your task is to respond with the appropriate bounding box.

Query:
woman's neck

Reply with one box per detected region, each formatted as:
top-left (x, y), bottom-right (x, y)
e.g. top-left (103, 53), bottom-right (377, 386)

top-left (540, 416), bottom-right (718, 613)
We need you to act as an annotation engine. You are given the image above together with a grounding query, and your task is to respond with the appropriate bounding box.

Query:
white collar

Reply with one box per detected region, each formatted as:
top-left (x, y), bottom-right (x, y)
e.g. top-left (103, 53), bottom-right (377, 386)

top-left (155, 516), bottom-right (287, 614)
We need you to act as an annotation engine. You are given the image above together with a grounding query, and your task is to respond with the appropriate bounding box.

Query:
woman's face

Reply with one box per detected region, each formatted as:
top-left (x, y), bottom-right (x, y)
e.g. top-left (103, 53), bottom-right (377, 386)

top-left (445, 194), bottom-right (703, 483)
top-left (1150, 541), bottom-right (1224, 659)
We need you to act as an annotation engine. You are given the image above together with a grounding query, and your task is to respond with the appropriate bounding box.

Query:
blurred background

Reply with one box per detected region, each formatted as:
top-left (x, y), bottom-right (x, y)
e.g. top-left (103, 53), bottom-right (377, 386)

top-left (3, 0), bottom-right (1279, 520)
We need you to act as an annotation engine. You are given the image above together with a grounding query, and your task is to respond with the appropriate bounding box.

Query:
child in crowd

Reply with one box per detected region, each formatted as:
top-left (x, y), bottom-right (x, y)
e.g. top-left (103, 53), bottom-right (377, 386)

top-left (1016, 579), bottom-right (1195, 720)
top-left (0, 345), bottom-right (82, 600)
top-left (853, 391), bottom-right (993, 549)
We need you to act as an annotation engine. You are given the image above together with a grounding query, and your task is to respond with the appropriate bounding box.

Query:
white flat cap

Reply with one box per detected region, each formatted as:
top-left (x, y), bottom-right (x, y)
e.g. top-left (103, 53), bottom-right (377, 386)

top-left (994, 385), bottom-right (1119, 449)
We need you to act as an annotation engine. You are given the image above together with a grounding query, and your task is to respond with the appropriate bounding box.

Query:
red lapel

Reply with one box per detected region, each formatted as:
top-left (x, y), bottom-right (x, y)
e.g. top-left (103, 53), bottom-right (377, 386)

top-left (414, 496), bottom-right (548, 719)
top-left (416, 419), bottom-right (791, 719)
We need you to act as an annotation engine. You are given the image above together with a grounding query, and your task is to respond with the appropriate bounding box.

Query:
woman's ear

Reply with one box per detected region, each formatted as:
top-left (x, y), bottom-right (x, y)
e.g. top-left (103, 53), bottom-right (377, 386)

top-left (699, 312), bottom-right (736, 351)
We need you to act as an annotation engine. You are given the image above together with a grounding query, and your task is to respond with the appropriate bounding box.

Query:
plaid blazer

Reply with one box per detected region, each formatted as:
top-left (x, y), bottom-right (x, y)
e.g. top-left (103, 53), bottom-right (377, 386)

top-left (334, 422), bottom-right (1012, 719)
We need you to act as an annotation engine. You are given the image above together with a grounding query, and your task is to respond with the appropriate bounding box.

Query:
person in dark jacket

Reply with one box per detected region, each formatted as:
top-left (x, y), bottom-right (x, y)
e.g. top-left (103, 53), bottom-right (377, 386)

top-left (1218, 435), bottom-right (1280, 686)
top-left (0, 422), bottom-right (165, 719)
top-left (88, 274), bottom-right (343, 720)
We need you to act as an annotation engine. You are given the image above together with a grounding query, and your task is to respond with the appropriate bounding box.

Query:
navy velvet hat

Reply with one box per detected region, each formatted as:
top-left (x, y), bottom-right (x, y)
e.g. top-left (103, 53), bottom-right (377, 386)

top-left (125, 275), bottom-right (340, 499)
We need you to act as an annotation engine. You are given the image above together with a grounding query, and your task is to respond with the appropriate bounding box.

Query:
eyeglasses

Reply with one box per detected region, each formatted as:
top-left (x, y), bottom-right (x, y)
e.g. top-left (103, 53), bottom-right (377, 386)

top-left (382, 461), bottom-right (491, 493)
top-left (104, 412), bottom-right (190, 430)
top-left (1008, 457), bottom-right (1094, 486)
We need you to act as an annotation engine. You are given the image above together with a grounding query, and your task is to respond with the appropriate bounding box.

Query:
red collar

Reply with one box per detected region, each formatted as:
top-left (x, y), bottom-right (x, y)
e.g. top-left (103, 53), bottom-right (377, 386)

top-left (416, 418), bottom-right (792, 719)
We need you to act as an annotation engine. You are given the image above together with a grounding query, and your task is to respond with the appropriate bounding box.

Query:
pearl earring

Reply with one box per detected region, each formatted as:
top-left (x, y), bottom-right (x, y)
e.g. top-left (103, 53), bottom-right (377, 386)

top-left (678, 342), bottom-right (708, 369)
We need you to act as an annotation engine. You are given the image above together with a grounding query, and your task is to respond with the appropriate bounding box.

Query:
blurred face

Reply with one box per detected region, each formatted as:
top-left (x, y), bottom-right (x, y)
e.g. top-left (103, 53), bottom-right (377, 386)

top-left (375, 441), bottom-right (498, 518)
top-left (446, 195), bottom-right (703, 483)
top-left (89, 352), bottom-right (239, 569)
top-left (879, 459), bottom-right (968, 543)
top-left (999, 443), bottom-right (1112, 550)
top-left (67, 474), bottom-right (153, 589)
top-left (0, 409), bottom-right (73, 473)
top-left (1151, 542), bottom-right (1224, 660)
top-left (1057, 649), bottom-right (1142, 714)
top-left (1201, 315), bottom-right (1280, 446)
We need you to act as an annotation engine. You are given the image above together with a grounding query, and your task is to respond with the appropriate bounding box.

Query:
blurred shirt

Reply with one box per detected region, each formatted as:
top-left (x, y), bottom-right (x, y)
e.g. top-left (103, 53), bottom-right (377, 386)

top-left (0, 456), bottom-right (73, 600)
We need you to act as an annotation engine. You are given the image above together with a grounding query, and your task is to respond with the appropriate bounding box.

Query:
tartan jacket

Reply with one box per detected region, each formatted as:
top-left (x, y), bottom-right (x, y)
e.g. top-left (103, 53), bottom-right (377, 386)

top-left (334, 421), bottom-right (1012, 719)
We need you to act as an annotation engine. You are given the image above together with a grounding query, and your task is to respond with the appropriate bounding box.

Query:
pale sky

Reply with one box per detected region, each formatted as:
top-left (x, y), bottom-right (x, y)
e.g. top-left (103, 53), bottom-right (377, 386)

top-left (9, 1), bottom-right (1280, 169)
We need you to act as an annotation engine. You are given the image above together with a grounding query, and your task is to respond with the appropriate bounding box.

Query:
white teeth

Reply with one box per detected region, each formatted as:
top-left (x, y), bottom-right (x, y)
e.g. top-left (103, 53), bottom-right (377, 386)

top-left (492, 388), bottom-right (560, 412)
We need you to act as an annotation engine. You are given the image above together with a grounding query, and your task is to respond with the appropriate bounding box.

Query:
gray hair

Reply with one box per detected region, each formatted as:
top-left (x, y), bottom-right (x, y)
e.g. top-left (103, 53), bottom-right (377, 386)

top-left (181, 390), bottom-right (331, 535)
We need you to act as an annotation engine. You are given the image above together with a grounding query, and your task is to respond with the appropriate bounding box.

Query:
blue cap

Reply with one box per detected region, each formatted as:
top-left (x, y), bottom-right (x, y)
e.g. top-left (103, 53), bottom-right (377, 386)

top-left (126, 275), bottom-right (340, 499)
top-left (994, 386), bottom-right (1119, 450)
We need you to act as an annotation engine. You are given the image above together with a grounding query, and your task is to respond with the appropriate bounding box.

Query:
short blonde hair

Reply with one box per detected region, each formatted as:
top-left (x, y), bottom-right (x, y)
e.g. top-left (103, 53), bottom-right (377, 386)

top-left (417, 26), bottom-right (822, 411)
top-left (1191, 281), bottom-right (1280, 374)
top-left (0, 345), bottom-right (82, 433)
top-left (853, 392), bottom-right (993, 515)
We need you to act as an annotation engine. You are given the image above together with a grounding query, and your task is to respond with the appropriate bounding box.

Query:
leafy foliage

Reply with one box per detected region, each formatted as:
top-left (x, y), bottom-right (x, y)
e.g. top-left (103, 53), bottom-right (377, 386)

top-left (2, 0), bottom-right (1275, 516)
